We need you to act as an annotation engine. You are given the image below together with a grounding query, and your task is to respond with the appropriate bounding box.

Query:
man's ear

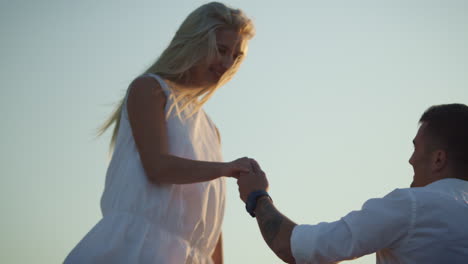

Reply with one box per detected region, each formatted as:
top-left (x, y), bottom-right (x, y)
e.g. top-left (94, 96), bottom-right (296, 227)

top-left (431, 150), bottom-right (447, 172)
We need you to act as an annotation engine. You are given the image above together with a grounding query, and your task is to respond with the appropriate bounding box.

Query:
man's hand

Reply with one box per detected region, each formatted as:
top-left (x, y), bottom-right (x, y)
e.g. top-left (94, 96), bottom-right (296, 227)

top-left (237, 159), bottom-right (269, 203)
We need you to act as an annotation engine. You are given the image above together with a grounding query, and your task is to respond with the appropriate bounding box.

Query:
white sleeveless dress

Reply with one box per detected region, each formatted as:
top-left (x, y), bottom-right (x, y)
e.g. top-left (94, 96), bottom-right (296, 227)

top-left (65, 73), bottom-right (226, 264)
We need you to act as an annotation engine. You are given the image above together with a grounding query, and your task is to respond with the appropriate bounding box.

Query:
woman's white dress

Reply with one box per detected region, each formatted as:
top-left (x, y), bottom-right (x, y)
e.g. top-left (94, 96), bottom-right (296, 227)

top-left (65, 73), bottom-right (225, 264)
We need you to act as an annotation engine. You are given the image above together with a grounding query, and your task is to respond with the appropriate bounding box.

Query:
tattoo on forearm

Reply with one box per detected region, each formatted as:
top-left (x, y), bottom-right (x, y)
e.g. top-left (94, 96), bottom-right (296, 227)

top-left (256, 198), bottom-right (284, 246)
top-left (255, 198), bottom-right (297, 264)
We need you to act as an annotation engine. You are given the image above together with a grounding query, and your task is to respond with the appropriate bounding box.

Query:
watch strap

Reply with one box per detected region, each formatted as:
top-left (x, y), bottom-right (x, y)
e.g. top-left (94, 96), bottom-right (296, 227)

top-left (245, 190), bottom-right (271, 217)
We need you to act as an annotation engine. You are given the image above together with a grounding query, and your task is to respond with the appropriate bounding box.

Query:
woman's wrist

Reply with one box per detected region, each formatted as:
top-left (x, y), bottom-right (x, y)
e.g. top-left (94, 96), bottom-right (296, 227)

top-left (218, 161), bottom-right (232, 178)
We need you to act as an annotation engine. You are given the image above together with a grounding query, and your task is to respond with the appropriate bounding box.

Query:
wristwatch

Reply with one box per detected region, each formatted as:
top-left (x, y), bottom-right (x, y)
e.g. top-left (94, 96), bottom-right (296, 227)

top-left (246, 190), bottom-right (271, 217)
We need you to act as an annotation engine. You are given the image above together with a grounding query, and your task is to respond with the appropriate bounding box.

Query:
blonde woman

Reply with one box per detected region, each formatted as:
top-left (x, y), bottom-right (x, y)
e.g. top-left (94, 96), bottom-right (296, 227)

top-left (65, 2), bottom-right (255, 263)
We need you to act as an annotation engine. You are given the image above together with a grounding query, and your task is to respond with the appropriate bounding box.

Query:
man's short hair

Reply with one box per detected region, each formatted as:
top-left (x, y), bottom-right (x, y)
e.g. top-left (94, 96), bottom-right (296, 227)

top-left (420, 103), bottom-right (468, 178)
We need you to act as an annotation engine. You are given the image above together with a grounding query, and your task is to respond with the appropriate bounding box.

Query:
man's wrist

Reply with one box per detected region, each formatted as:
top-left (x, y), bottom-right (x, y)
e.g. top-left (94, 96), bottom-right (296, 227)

top-left (257, 195), bottom-right (272, 203)
top-left (255, 195), bottom-right (272, 213)
top-left (246, 190), bottom-right (271, 217)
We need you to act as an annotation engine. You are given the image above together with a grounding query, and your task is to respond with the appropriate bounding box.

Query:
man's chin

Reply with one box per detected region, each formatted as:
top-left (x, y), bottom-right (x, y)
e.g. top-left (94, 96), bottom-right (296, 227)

top-left (410, 176), bottom-right (417, 188)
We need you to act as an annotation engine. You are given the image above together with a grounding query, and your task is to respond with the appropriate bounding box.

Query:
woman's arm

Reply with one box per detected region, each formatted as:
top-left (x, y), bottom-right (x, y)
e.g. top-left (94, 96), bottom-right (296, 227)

top-left (211, 232), bottom-right (223, 264)
top-left (127, 76), bottom-right (249, 184)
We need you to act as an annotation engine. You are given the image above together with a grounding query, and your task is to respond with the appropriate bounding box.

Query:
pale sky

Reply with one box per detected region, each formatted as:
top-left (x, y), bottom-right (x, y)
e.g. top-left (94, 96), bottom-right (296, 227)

top-left (1, 0), bottom-right (467, 263)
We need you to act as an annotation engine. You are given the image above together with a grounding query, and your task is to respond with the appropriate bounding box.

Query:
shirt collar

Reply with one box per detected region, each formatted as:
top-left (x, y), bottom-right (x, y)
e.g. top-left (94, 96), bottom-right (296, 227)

top-left (425, 178), bottom-right (468, 200)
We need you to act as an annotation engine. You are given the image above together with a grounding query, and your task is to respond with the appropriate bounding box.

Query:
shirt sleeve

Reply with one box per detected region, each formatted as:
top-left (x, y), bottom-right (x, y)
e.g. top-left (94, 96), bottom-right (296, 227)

top-left (291, 188), bottom-right (415, 264)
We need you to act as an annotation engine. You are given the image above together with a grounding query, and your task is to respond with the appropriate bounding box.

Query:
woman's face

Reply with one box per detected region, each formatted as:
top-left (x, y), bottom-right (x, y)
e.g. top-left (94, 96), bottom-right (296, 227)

top-left (190, 29), bottom-right (247, 88)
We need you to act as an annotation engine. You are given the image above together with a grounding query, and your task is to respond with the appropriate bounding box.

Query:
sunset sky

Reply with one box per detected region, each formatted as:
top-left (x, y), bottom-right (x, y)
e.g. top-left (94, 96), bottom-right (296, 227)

top-left (1, 0), bottom-right (467, 263)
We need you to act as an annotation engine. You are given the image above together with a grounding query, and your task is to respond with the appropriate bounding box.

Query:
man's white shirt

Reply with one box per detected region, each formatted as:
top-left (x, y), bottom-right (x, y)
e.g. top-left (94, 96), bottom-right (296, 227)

top-left (291, 178), bottom-right (468, 264)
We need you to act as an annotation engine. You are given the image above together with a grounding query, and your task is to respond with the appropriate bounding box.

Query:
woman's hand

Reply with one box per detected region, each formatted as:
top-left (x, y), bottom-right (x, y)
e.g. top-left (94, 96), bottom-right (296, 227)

top-left (222, 157), bottom-right (252, 178)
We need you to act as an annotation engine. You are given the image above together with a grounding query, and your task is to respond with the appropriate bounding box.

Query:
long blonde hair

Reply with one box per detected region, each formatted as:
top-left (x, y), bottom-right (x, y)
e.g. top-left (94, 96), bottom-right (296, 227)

top-left (98, 2), bottom-right (255, 149)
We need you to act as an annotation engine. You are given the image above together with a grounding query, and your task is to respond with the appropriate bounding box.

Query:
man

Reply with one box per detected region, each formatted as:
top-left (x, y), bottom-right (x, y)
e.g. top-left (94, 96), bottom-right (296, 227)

top-left (238, 104), bottom-right (468, 263)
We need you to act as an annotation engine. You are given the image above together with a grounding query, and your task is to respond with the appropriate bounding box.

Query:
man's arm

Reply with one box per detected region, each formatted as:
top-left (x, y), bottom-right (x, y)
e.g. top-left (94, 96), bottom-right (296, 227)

top-left (238, 161), bottom-right (414, 263)
top-left (254, 196), bottom-right (297, 263)
top-left (237, 160), bottom-right (297, 263)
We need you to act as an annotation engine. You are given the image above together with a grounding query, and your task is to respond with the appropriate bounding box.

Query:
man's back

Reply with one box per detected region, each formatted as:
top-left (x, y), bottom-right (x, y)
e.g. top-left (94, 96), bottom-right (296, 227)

top-left (377, 178), bottom-right (468, 263)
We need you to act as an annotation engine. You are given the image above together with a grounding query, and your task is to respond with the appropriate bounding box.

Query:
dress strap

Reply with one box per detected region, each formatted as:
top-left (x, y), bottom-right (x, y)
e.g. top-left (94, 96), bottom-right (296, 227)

top-left (143, 73), bottom-right (172, 96)
top-left (123, 73), bottom-right (172, 116)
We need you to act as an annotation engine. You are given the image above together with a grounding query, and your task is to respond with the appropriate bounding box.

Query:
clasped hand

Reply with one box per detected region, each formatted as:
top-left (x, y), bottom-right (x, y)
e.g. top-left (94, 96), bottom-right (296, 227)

top-left (237, 159), bottom-right (269, 203)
